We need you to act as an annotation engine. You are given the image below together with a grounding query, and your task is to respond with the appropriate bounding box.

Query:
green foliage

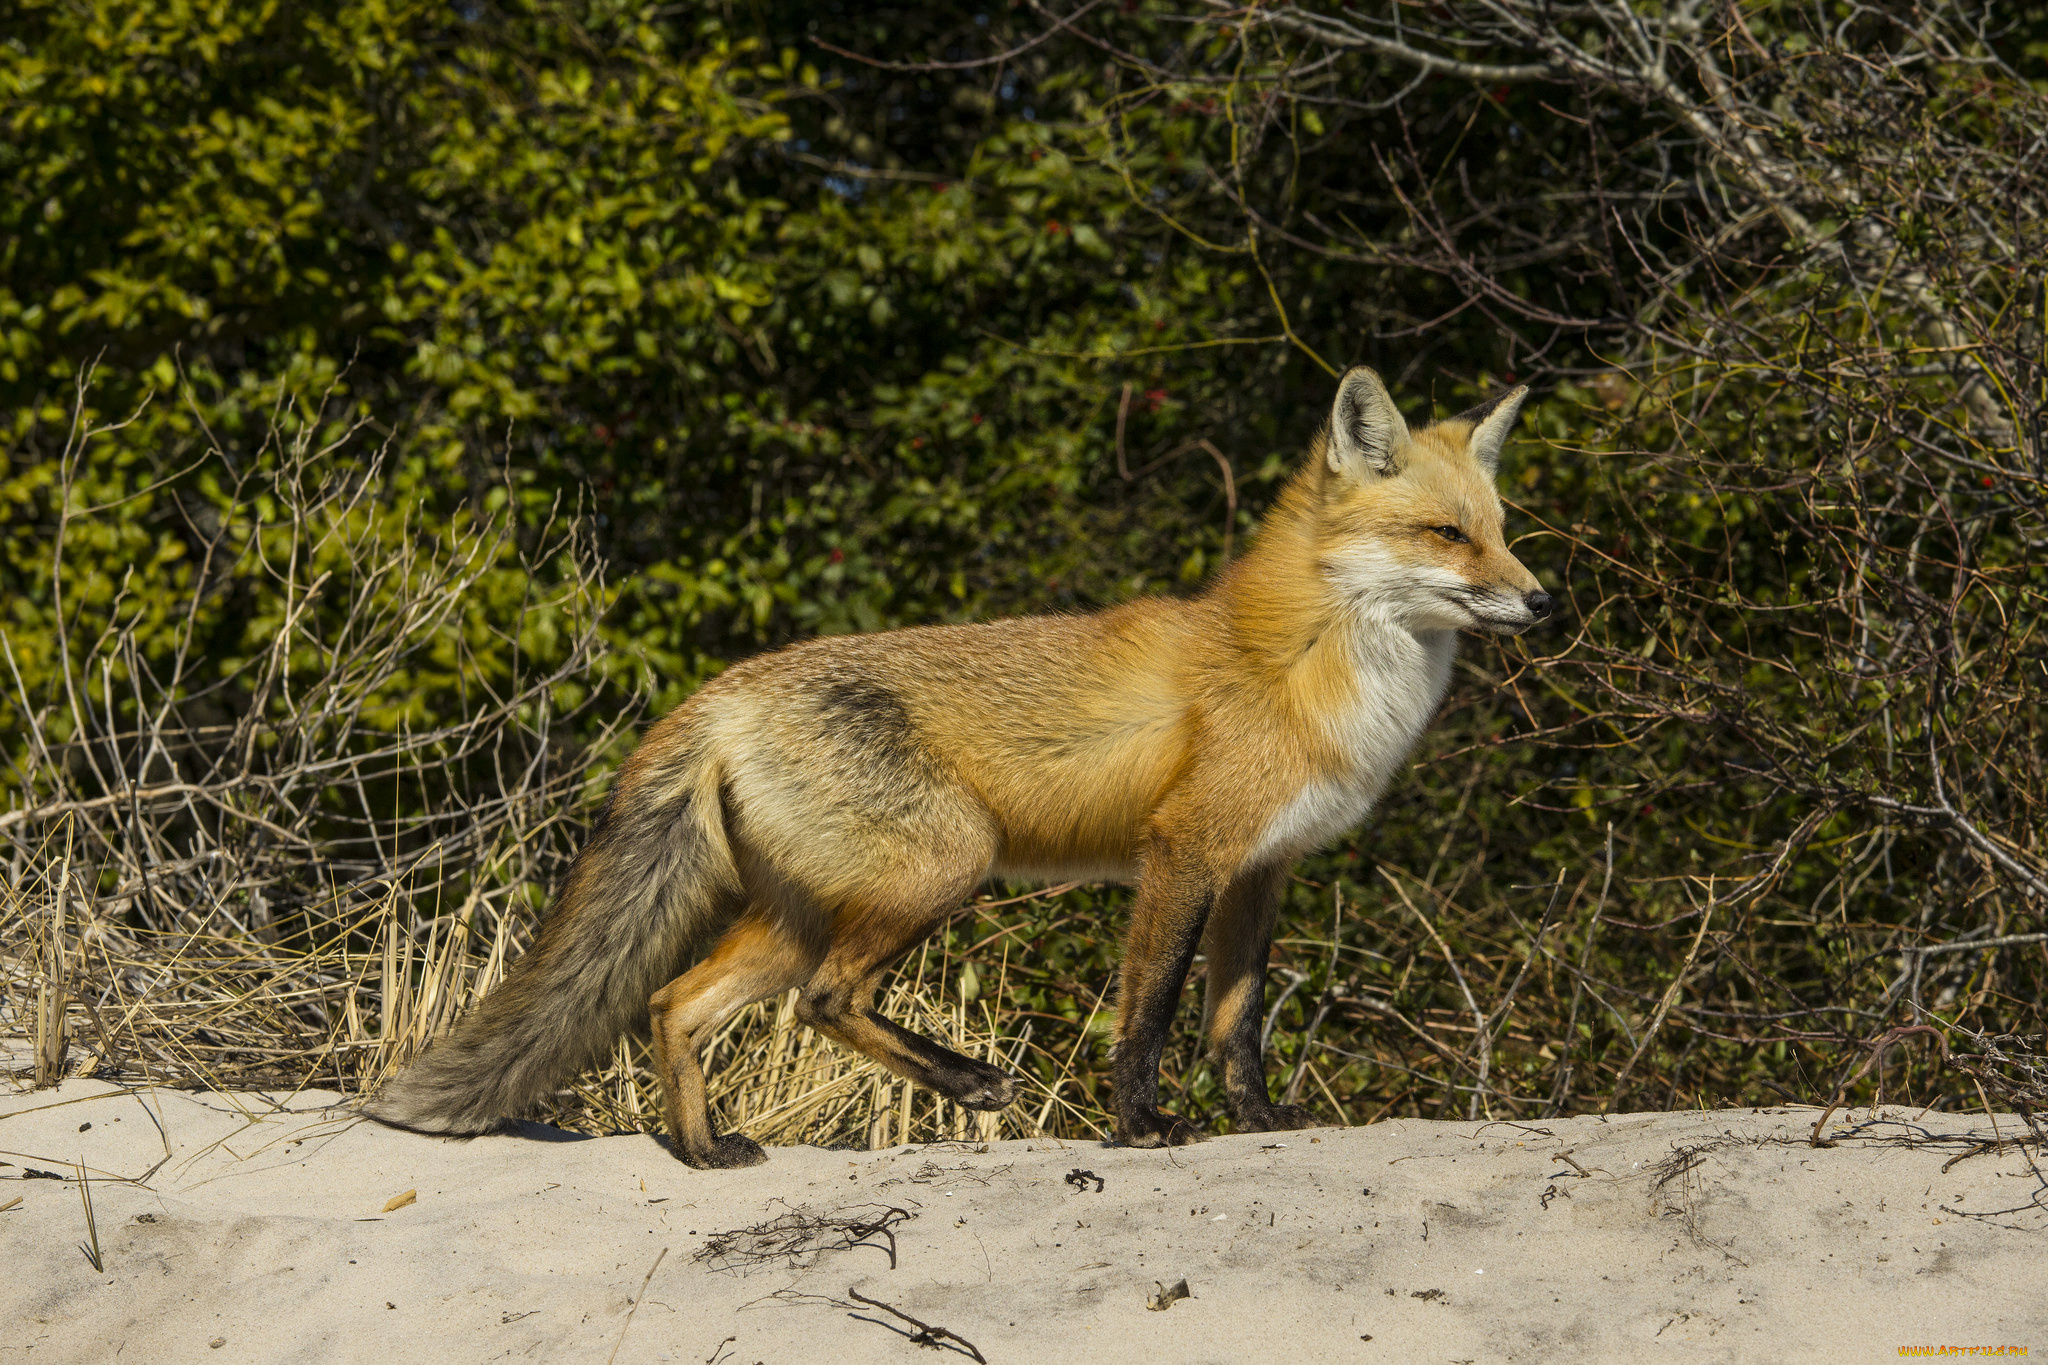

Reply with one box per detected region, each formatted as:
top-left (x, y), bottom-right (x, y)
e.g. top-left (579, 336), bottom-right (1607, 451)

top-left (4, 0), bottom-right (1326, 714)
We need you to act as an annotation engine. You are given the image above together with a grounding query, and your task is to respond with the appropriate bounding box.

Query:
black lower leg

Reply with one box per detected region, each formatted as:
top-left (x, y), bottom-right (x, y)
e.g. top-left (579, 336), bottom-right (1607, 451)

top-left (1113, 964), bottom-right (1204, 1146)
top-left (798, 989), bottom-right (1020, 1110)
top-left (1113, 857), bottom-right (1214, 1147)
top-left (861, 1009), bottom-right (1020, 1109)
top-left (1213, 997), bottom-right (1313, 1133)
top-left (1203, 864), bottom-right (1312, 1133)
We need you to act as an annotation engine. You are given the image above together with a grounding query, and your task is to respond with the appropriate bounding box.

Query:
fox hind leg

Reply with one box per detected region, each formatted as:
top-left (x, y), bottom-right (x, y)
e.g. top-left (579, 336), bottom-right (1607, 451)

top-left (797, 900), bottom-right (1022, 1113)
top-left (1200, 862), bottom-right (1314, 1134)
top-left (648, 909), bottom-right (823, 1168)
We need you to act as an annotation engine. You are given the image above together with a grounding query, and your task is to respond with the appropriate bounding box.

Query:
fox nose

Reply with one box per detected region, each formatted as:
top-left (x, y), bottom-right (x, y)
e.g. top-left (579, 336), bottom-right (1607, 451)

top-left (1524, 591), bottom-right (1554, 621)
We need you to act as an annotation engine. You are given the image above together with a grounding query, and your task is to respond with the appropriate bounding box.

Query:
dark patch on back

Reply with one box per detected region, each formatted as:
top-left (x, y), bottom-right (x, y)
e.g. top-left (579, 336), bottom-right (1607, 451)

top-left (817, 678), bottom-right (919, 762)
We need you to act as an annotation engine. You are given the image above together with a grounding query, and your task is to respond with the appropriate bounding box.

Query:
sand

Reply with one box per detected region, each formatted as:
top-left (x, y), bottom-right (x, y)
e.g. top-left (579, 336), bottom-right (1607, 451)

top-left (3, 1079), bottom-right (2043, 1363)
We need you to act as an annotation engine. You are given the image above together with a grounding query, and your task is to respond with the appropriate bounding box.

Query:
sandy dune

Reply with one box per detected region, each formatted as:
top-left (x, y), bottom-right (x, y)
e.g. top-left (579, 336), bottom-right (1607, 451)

top-left (3, 1079), bottom-right (2042, 1363)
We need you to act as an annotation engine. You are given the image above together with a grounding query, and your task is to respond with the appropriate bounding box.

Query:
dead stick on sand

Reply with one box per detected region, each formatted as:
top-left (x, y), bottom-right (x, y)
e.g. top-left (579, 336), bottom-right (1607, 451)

top-left (846, 1288), bottom-right (987, 1363)
top-left (606, 1245), bottom-right (669, 1365)
top-left (1967, 1077), bottom-right (2006, 1156)
top-left (1808, 1025), bottom-right (1950, 1147)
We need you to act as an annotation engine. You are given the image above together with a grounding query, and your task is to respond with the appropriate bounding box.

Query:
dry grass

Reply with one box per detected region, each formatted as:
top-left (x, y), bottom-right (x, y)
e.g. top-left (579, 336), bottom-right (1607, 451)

top-left (0, 383), bottom-right (1107, 1147)
top-left (0, 849), bottom-right (1108, 1147)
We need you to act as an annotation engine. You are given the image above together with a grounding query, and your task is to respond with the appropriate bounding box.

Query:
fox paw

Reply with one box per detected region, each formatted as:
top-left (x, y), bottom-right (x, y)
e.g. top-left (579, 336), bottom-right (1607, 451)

top-left (953, 1066), bottom-right (1023, 1112)
top-left (1117, 1109), bottom-right (1203, 1149)
top-left (681, 1132), bottom-right (768, 1169)
top-left (1234, 1102), bottom-right (1315, 1134)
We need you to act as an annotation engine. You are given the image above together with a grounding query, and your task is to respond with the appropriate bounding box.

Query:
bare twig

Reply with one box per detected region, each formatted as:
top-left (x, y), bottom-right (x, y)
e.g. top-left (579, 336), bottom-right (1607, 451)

top-left (846, 1288), bottom-right (988, 1363)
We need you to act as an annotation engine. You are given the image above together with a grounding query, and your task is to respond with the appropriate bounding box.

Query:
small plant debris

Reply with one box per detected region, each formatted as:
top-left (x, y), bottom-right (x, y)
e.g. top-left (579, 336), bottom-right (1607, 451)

top-left (1650, 1135), bottom-right (1753, 1264)
top-left (1411, 1288), bottom-right (1445, 1302)
top-left (1147, 1278), bottom-right (1193, 1311)
top-left (848, 1288), bottom-right (986, 1361)
top-left (605, 1245), bottom-right (668, 1365)
top-left (695, 1203), bottom-right (914, 1273)
top-left (1950, 1027), bottom-right (2048, 1145)
top-left (1065, 1168), bottom-right (1105, 1193)
top-left (880, 1160), bottom-right (1012, 1189)
top-left (75, 1159), bottom-right (102, 1272)
top-left (765, 1288), bottom-right (985, 1362)
top-left (1810, 1025), bottom-right (1951, 1146)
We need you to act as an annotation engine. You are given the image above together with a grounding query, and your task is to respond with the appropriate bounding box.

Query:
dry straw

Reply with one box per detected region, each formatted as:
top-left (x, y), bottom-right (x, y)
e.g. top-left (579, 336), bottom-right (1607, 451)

top-left (0, 824), bottom-right (1106, 1146)
top-left (0, 382), bottom-right (1108, 1145)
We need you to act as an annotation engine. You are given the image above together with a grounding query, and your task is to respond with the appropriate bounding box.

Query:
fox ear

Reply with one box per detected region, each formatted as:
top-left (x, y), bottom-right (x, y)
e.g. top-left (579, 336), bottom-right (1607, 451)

top-left (1455, 384), bottom-right (1531, 476)
top-left (1326, 366), bottom-right (1411, 480)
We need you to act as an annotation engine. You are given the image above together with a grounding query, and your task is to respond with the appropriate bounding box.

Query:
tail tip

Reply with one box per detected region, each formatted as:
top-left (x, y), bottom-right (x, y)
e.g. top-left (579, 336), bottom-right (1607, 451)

top-left (358, 1083), bottom-right (508, 1138)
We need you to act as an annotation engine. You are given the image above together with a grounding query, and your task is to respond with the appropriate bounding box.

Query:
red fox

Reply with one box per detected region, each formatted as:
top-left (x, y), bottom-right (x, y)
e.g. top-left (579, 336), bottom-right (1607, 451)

top-left (364, 367), bottom-right (1549, 1166)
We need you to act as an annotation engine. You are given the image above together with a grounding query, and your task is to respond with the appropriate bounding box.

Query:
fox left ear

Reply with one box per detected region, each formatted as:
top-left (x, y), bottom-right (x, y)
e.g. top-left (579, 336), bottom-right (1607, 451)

top-left (1327, 366), bottom-right (1412, 480)
top-left (1456, 384), bottom-right (1531, 476)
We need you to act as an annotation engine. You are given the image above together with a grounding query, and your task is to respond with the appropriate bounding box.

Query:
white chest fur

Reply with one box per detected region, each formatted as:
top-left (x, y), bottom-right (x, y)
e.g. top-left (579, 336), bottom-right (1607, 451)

top-left (1252, 625), bottom-right (1457, 862)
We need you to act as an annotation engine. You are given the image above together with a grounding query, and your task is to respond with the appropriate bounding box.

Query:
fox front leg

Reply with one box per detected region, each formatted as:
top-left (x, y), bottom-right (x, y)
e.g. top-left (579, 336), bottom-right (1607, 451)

top-left (1201, 862), bottom-right (1314, 1134)
top-left (1112, 836), bottom-right (1218, 1147)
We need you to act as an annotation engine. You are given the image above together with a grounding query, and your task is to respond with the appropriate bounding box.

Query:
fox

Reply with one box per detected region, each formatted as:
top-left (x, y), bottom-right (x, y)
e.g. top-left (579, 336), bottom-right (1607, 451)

top-left (363, 366), bottom-right (1551, 1166)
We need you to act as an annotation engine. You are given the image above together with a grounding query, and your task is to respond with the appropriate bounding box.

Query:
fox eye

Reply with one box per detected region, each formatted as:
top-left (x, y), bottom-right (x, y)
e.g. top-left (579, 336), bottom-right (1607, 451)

top-left (1431, 525), bottom-right (1468, 544)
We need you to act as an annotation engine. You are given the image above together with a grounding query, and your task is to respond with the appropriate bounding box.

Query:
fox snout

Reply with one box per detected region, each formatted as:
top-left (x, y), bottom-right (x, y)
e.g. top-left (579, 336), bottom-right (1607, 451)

top-left (1492, 587), bottom-right (1554, 635)
top-left (1453, 555), bottom-right (1552, 634)
top-left (1468, 582), bottom-right (1552, 635)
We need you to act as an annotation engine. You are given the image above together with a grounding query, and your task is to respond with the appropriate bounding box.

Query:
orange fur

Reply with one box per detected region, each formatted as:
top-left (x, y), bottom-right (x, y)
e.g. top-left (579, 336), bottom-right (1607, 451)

top-left (365, 367), bottom-right (1552, 1163)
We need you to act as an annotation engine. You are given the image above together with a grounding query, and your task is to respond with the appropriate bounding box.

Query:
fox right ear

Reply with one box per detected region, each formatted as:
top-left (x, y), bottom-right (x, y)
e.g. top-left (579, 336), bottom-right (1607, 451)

top-left (1327, 366), bottom-right (1411, 480)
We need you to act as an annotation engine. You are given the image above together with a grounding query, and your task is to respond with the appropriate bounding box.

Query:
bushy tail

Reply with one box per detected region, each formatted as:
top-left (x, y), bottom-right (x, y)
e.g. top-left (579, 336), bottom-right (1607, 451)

top-left (362, 733), bottom-right (735, 1135)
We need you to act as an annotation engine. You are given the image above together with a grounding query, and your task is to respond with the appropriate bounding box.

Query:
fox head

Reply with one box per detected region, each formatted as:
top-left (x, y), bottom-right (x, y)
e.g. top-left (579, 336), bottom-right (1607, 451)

top-left (1313, 366), bottom-right (1551, 635)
